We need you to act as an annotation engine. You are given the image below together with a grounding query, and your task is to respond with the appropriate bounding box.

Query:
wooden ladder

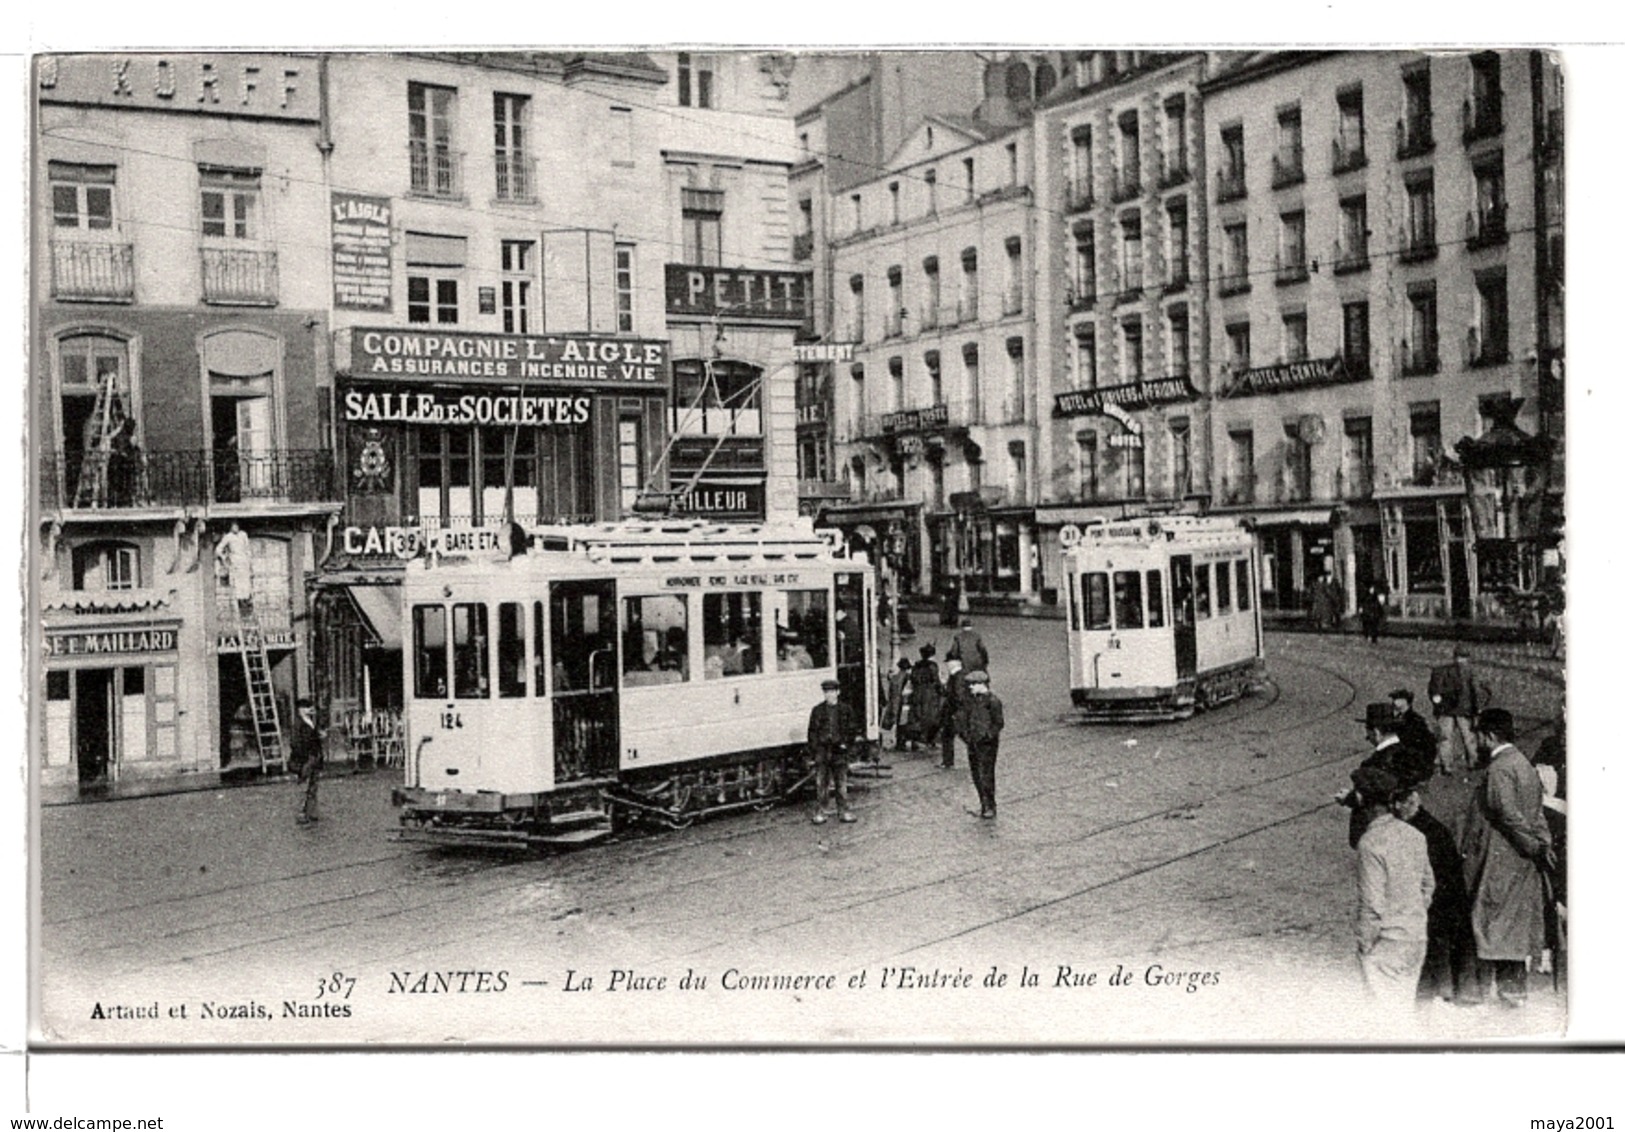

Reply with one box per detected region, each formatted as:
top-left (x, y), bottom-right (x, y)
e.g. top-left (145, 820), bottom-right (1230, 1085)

top-left (231, 595), bottom-right (287, 774)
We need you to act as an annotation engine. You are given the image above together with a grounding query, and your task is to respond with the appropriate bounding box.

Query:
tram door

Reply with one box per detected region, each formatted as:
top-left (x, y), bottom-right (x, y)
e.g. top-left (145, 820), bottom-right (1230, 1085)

top-left (834, 571), bottom-right (872, 731)
top-left (549, 580), bottom-right (619, 783)
top-left (1170, 555), bottom-right (1197, 680)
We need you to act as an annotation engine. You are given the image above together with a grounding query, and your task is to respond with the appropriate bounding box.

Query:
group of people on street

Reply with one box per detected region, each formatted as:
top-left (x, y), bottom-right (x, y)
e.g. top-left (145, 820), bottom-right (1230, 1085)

top-left (809, 618), bottom-right (1004, 824)
top-left (1340, 644), bottom-right (1565, 1020)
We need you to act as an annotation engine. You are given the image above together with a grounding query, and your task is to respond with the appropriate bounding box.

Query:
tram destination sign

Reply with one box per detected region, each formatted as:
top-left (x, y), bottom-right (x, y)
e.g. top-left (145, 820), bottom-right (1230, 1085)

top-left (1052, 377), bottom-right (1200, 418)
top-left (340, 329), bottom-right (670, 390)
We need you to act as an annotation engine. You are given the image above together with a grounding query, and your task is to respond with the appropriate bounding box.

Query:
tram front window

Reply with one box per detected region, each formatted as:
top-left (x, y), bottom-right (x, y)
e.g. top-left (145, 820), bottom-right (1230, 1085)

top-left (412, 605), bottom-right (448, 698)
top-left (1113, 571), bottom-right (1144, 629)
top-left (1081, 572), bottom-right (1111, 630)
top-left (1147, 569), bottom-right (1166, 627)
top-left (452, 603), bottom-right (490, 698)
top-left (497, 601), bottom-right (526, 697)
top-left (623, 595), bottom-right (689, 686)
top-left (1216, 561), bottom-right (1233, 615)
top-left (1236, 559), bottom-right (1252, 611)
top-left (778, 589), bottom-right (830, 670)
top-left (702, 592), bottom-right (762, 678)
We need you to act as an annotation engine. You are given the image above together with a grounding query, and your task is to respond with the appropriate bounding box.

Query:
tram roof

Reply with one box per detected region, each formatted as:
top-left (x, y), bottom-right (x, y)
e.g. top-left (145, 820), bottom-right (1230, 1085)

top-left (1064, 514), bottom-right (1255, 552)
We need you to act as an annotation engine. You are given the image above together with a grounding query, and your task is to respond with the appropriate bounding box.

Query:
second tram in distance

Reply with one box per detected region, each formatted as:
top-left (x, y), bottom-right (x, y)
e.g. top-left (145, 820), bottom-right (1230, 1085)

top-left (1061, 515), bottom-right (1266, 721)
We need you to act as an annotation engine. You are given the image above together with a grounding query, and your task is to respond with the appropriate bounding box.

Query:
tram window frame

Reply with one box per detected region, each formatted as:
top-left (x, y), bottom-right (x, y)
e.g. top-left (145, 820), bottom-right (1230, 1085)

top-left (451, 603), bottom-right (490, 699)
top-left (622, 594), bottom-right (690, 686)
top-left (1215, 560), bottom-right (1233, 615)
top-left (1146, 568), bottom-right (1166, 627)
top-left (497, 601), bottom-right (527, 698)
top-left (1113, 571), bottom-right (1145, 629)
top-left (1194, 563), bottom-right (1212, 619)
top-left (1236, 559), bottom-right (1253, 612)
top-left (702, 591), bottom-right (763, 679)
top-left (550, 588), bottom-right (611, 693)
top-left (1081, 572), bottom-right (1112, 630)
top-left (412, 605), bottom-right (449, 699)
top-left (532, 601), bottom-right (549, 695)
top-left (1067, 571), bottom-right (1081, 631)
top-left (777, 589), bottom-right (831, 671)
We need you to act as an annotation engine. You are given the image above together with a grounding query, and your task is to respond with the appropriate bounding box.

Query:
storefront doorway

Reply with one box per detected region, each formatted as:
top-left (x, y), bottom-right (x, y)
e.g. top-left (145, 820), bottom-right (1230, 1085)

top-left (74, 668), bottom-right (116, 790)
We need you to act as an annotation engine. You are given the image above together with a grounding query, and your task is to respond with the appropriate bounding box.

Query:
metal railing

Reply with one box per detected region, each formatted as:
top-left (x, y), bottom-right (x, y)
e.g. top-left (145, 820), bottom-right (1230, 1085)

top-left (1464, 204), bottom-right (1509, 248)
top-left (40, 449), bottom-right (337, 511)
top-left (1274, 254), bottom-right (1309, 286)
top-left (50, 241), bottom-right (134, 302)
top-left (409, 142), bottom-right (465, 198)
top-left (1066, 177), bottom-right (1095, 212)
top-left (1462, 94), bottom-right (1504, 144)
top-left (1331, 135), bottom-right (1367, 174)
top-left (1396, 114), bottom-right (1434, 158)
top-left (1271, 148), bottom-right (1305, 188)
top-left (1216, 268), bottom-right (1251, 297)
top-left (494, 151), bottom-right (537, 202)
top-left (1215, 167), bottom-right (1247, 203)
top-left (1400, 338), bottom-right (1439, 377)
top-left (1332, 237), bottom-right (1369, 275)
top-left (1398, 223), bottom-right (1437, 263)
top-left (200, 247), bottom-right (278, 305)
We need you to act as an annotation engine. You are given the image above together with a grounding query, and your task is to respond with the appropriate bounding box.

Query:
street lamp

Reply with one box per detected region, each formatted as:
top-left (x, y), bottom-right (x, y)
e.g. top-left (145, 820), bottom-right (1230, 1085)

top-left (1456, 396), bottom-right (1556, 607)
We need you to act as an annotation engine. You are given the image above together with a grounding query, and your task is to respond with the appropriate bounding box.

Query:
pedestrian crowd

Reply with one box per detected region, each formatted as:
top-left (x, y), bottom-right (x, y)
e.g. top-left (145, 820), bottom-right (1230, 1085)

top-left (1337, 643), bottom-right (1565, 1023)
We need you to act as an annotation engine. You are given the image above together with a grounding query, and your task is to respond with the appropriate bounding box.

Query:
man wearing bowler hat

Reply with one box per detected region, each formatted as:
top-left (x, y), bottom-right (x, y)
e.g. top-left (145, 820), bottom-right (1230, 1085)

top-left (1352, 766), bottom-right (1435, 1014)
top-left (1389, 689), bottom-right (1437, 770)
top-left (1338, 703), bottom-right (1432, 849)
top-left (294, 696), bottom-right (325, 825)
top-left (806, 678), bottom-right (858, 824)
top-left (961, 670), bottom-right (1005, 819)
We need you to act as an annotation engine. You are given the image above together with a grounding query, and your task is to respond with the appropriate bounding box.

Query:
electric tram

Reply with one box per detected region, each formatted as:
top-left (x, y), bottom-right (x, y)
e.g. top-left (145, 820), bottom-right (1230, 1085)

top-left (1061, 515), bottom-right (1266, 721)
top-left (391, 519), bottom-right (879, 847)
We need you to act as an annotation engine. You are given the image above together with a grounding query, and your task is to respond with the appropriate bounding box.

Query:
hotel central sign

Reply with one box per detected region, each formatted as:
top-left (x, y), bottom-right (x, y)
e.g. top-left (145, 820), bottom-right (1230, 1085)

top-left (1219, 355), bottom-right (1369, 399)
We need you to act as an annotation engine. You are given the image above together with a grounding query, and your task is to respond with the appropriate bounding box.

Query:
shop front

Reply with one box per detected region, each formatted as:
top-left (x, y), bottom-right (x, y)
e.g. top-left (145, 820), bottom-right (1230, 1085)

top-left (1250, 508), bottom-right (1343, 617)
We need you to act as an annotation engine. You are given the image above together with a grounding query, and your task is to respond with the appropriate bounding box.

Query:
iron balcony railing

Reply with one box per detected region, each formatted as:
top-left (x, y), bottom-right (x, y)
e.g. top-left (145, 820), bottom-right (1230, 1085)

top-left (50, 241), bottom-right (134, 303)
top-left (200, 247), bottom-right (278, 305)
top-left (1396, 114), bottom-right (1434, 159)
top-left (1159, 154), bottom-right (1190, 189)
top-left (494, 151), bottom-right (537, 203)
top-left (1111, 165), bottom-right (1141, 203)
top-left (1398, 222), bottom-right (1437, 263)
top-left (1215, 166), bottom-right (1247, 203)
top-left (1332, 237), bottom-right (1370, 275)
top-left (1464, 204), bottom-right (1509, 249)
top-left (1463, 94), bottom-right (1504, 144)
top-left (1271, 148), bottom-right (1305, 189)
top-left (408, 142), bottom-right (465, 198)
top-left (1331, 135), bottom-right (1367, 174)
top-left (1400, 338), bottom-right (1440, 377)
top-left (1216, 267), bottom-right (1251, 298)
top-left (1274, 254), bottom-right (1310, 287)
top-left (1066, 177), bottom-right (1095, 212)
top-left (40, 449), bottom-right (338, 511)
top-left (1465, 327), bottom-right (1510, 369)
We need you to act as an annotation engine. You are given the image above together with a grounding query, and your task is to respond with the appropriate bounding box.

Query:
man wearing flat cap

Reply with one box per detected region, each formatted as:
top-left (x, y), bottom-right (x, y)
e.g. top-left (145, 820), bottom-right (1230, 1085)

top-left (1353, 766), bottom-right (1435, 1013)
top-left (960, 670), bottom-right (1005, 819)
top-left (1339, 703), bottom-right (1433, 849)
top-left (1428, 645), bottom-right (1491, 775)
top-left (807, 678), bottom-right (858, 824)
top-left (1458, 708), bottom-right (1554, 1007)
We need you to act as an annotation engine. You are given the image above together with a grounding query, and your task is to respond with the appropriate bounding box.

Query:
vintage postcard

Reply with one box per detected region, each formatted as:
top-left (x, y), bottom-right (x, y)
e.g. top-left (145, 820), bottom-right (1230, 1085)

top-left (26, 43), bottom-right (1584, 1059)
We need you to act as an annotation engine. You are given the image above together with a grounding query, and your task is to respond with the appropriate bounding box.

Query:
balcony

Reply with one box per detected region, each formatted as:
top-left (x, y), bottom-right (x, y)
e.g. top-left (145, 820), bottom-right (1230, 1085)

top-left (792, 232), bottom-right (814, 261)
top-left (40, 449), bottom-right (337, 513)
top-left (1331, 136), bottom-right (1367, 174)
top-left (1158, 155), bottom-right (1190, 190)
top-left (1270, 148), bottom-right (1305, 189)
top-left (408, 142), bottom-right (465, 199)
top-left (1399, 338), bottom-right (1439, 377)
top-left (1066, 177), bottom-right (1095, 212)
top-left (1462, 95), bottom-right (1504, 145)
top-left (1215, 167), bottom-right (1246, 204)
top-left (200, 247), bottom-right (278, 306)
top-left (1273, 255), bottom-right (1309, 287)
top-left (50, 241), bottom-right (134, 303)
top-left (1465, 328), bottom-right (1510, 369)
top-left (1395, 115), bottom-right (1434, 159)
top-left (1397, 225), bottom-right (1437, 264)
top-left (1216, 269), bottom-right (1251, 298)
top-left (493, 151), bottom-right (537, 203)
top-left (1067, 281), bottom-right (1096, 311)
top-left (1331, 238), bottom-right (1369, 275)
top-left (1464, 205), bottom-right (1509, 250)
top-left (1110, 166), bottom-right (1142, 203)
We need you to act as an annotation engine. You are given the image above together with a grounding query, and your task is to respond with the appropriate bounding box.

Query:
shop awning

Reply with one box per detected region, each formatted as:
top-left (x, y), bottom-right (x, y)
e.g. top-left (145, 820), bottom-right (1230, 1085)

top-left (347, 584), bottom-right (403, 650)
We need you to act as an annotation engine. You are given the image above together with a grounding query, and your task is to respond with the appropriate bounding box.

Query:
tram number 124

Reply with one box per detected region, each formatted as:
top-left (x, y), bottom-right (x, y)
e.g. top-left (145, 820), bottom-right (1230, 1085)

top-left (440, 707), bottom-right (464, 730)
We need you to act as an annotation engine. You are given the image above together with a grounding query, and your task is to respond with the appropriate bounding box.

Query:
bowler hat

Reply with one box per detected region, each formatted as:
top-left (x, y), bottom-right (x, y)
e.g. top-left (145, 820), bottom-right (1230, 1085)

top-left (1360, 702), bottom-right (1400, 730)
top-left (1352, 765), bottom-right (1403, 805)
top-left (919, 643), bottom-right (937, 659)
top-left (1477, 707), bottom-right (1516, 741)
top-left (966, 670), bottom-right (990, 685)
top-left (1387, 688), bottom-right (1414, 705)
top-left (297, 696), bottom-right (314, 708)
top-left (820, 678), bottom-right (841, 691)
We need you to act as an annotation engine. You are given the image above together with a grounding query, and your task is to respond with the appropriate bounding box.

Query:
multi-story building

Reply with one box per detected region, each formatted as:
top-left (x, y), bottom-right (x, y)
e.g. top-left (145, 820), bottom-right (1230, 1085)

top-left (1032, 51), bottom-right (1216, 604)
top-left (33, 53), bottom-right (340, 798)
top-left (1200, 50), bottom-right (1561, 623)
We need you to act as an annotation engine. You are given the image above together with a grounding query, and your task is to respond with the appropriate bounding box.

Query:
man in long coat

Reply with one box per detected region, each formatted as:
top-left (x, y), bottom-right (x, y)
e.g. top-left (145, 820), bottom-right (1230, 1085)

top-left (1458, 708), bottom-right (1555, 1008)
top-left (807, 678), bottom-right (858, 824)
top-left (947, 617), bottom-right (989, 675)
top-left (961, 671), bottom-right (1004, 819)
top-left (1428, 645), bottom-right (1491, 776)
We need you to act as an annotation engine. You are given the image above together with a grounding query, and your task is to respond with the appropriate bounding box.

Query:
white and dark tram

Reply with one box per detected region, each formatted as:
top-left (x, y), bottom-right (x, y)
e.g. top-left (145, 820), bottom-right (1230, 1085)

top-left (391, 520), bottom-right (879, 847)
top-left (1061, 515), bottom-right (1266, 721)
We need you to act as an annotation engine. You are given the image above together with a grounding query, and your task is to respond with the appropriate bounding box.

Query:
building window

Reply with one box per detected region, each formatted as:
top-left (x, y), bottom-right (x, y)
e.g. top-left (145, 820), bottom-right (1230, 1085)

top-left (50, 161), bottom-right (116, 231)
top-left (850, 193), bottom-right (864, 234)
top-left (1070, 125), bottom-right (1093, 205)
top-left (924, 168), bottom-right (938, 214)
top-left (1169, 417), bottom-right (1191, 496)
top-left (1343, 416), bottom-right (1373, 498)
top-left (1342, 300), bottom-right (1370, 371)
top-left (1167, 306), bottom-right (1190, 377)
top-left (493, 92), bottom-right (533, 201)
top-left (1073, 323), bottom-right (1097, 389)
top-left (677, 52), bottom-right (715, 109)
top-left (850, 364), bottom-right (866, 429)
top-left (1282, 421), bottom-right (1312, 501)
top-left (924, 349), bottom-right (942, 406)
top-left (962, 345), bottom-right (980, 420)
top-left (1470, 270), bottom-right (1509, 366)
top-left (1409, 402), bottom-right (1442, 485)
top-left (1119, 213), bottom-right (1142, 293)
top-left (55, 333), bottom-right (135, 507)
top-left (923, 256), bottom-right (941, 327)
top-left (1404, 171), bottom-right (1436, 256)
top-left (408, 82), bottom-right (459, 198)
top-left (1282, 311), bottom-right (1308, 363)
top-left (1334, 84), bottom-right (1366, 171)
top-left (1165, 198), bottom-right (1189, 286)
top-left (1228, 430), bottom-right (1255, 503)
top-left (1006, 338), bottom-right (1026, 420)
top-left (1125, 439), bottom-right (1146, 499)
top-left (500, 240), bottom-right (534, 333)
top-left (1274, 105), bottom-right (1304, 185)
top-left (1226, 320), bottom-right (1251, 372)
top-left (618, 415), bottom-right (643, 512)
top-left (1117, 110), bottom-right (1140, 195)
top-left (1404, 284), bottom-right (1439, 374)
top-left (889, 355), bottom-right (905, 410)
top-left (1218, 123), bottom-right (1246, 199)
top-left (960, 248), bottom-right (979, 321)
top-left (681, 188), bottom-right (723, 266)
top-left (671, 359), bottom-right (762, 436)
top-left (1077, 432), bottom-right (1098, 501)
top-left (848, 274), bottom-right (865, 341)
top-left (71, 540), bottom-right (139, 591)
top-left (199, 166), bottom-right (259, 240)
top-left (406, 232), bottom-right (466, 325)
top-left (1400, 62), bottom-right (1433, 155)
top-left (1403, 501), bottom-right (1444, 593)
top-left (1163, 96), bottom-right (1188, 181)
top-left (1337, 194), bottom-right (1369, 270)
top-left (1006, 140), bottom-right (1019, 186)
top-left (1004, 238), bottom-right (1024, 314)
top-left (1120, 316), bottom-right (1144, 381)
top-left (886, 265), bottom-right (904, 337)
top-left (1277, 209), bottom-right (1307, 282)
top-left (1072, 223), bottom-right (1096, 304)
top-left (963, 156), bottom-right (976, 202)
top-left (1222, 221), bottom-right (1249, 292)
top-left (888, 181), bottom-right (900, 225)
top-left (1471, 153), bottom-right (1507, 243)
top-left (1467, 51), bottom-right (1503, 139)
top-left (615, 242), bottom-right (635, 333)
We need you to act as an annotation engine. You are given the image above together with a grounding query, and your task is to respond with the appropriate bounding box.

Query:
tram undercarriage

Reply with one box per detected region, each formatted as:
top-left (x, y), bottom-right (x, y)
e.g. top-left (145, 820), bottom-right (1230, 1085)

top-left (1069, 659), bottom-right (1268, 723)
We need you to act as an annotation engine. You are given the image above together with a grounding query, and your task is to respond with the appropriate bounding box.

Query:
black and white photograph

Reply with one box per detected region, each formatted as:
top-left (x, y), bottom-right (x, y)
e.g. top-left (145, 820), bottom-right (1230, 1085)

top-left (12, 27), bottom-right (1620, 1124)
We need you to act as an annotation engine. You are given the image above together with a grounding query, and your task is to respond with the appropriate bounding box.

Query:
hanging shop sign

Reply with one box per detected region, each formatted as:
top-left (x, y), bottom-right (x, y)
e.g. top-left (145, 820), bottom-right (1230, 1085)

top-left (882, 404), bottom-right (950, 434)
top-left (340, 328), bottom-right (670, 389)
top-left (665, 264), bottom-right (811, 322)
top-left (340, 525), bottom-right (511, 561)
top-left (330, 192), bottom-right (393, 311)
top-left (1219, 355), bottom-right (1369, 399)
top-left (1052, 377), bottom-right (1200, 418)
top-left (342, 388), bottom-right (592, 426)
top-left (669, 480), bottom-right (766, 520)
top-left (45, 626), bottom-right (178, 658)
top-left (218, 628), bottom-right (296, 652)
top-left (793, 342), bottom-right (856, 363)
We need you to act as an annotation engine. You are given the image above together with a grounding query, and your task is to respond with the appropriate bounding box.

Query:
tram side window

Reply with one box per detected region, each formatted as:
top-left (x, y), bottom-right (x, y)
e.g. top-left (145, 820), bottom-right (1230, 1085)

top-left (778, 589), bottom-right (830, 670)
top-left (497, 602), bottom-right (526, 698)
top-left (834, 573), bottom-right (865, 667)
top-left (452, 603), bottom-right (490, 698)
top-left (533, 601), bottom-right (548, 694)
top-left (1146, 569), bottom-right (1166, 627)
top-left (412, 605), bottom-right (448, 698)
top-left (1236, 559), bottom-right (1252, 611)
top-left (1082, 572), bottom-right (1112, 630)
top-left (550, 589), bottom-right (609, 692)
top-left (702, 591), bottom-right (762, 678)
top-left (1215, 561), bottom-right (1233, 615)
top-left (623, 594), bottom-right (689, 686)
top-left (1194, 563), bottom-right (1212, 619)
top-left (1113, 571), bottom-right (1144, 629)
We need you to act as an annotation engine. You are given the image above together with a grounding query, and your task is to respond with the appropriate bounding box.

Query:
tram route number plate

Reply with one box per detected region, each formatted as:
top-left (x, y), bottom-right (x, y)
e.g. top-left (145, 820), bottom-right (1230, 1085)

top-left (440, 706), bottom-right (464, 730)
